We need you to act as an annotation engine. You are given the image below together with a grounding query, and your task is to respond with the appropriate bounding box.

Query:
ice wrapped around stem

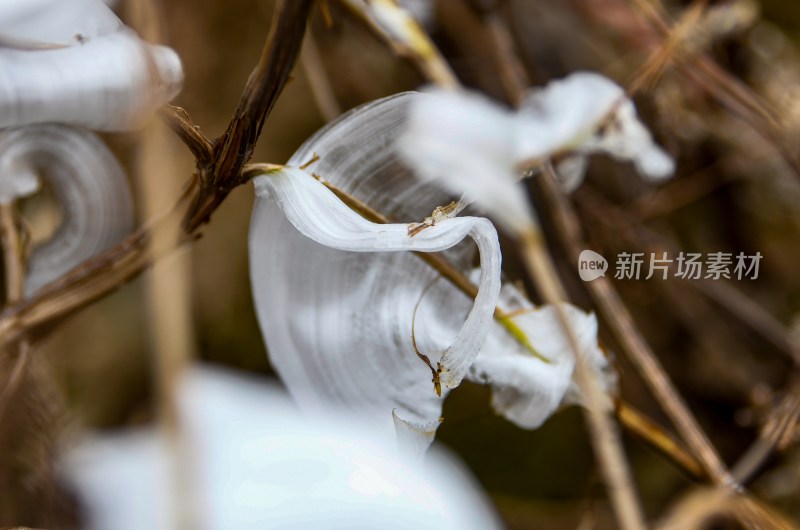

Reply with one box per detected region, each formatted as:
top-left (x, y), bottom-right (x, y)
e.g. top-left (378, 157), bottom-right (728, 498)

top-left (249, 93), bottom-right (616, 451)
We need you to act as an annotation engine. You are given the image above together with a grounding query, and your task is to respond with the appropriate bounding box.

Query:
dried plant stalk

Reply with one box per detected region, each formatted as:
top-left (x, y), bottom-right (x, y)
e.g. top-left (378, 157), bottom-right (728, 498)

top-left (0, 0), bottom-right (314, 350)
top-left (518, 226), bottom-right (647, 530)
top-left (538, 165), bottom-right (736, 488)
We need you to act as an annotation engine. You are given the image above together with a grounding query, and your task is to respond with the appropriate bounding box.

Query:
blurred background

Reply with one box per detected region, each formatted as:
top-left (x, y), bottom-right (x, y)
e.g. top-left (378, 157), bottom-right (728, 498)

top-left (5, 0), bottom-right (800, 528)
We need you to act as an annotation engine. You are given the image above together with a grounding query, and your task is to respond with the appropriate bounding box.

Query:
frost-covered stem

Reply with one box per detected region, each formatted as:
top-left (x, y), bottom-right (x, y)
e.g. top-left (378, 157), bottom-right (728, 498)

top-left (518, 226), bottom-right (647, 530)
top-left (538, 165), bottom-right (737, 489)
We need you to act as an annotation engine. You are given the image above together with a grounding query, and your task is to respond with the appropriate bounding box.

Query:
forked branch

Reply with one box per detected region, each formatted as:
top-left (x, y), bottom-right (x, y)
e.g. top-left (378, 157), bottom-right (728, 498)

top-left (0, 0), bottom-right (313, 348)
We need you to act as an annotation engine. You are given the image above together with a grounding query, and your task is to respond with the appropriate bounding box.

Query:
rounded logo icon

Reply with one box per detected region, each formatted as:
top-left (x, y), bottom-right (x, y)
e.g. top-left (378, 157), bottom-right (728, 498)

top-left (578, 250), bottom-right (608, 281)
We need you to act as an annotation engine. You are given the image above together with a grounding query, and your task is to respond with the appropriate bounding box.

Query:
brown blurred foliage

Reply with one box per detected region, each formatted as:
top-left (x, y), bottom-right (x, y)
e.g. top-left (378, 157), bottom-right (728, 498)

top-left (3, 0), bottom-right (800, 528)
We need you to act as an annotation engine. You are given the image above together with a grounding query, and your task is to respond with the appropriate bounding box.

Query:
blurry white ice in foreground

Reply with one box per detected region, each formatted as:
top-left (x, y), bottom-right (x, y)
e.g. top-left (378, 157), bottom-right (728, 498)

top-left (63, 366), bottom-right (501, 530)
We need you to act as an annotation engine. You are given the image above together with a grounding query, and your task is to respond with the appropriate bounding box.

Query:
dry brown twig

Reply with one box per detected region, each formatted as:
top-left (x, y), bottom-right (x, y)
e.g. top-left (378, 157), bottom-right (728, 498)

top-left (465, 0), bottom-right (787, 504)
top-left (656, 487), bottom-right (798, 530)
top-left (617, 402), bottom-right (705, 480)
top-left (576, 188), bottom-right (800, 365)
top-left (575, 186), bottom-right (800, 491)
top-left (537, 165), bottom-right (737, 490)
top-left (125, 2), bottom-right (205, 526)
top-left (518, 227), bottom-right (649, 530)
top-left (473, 0), bottom-right (532, 105)
top-left (0, 203), bottom-right (30, 420)
top-left (628, 159), bottom-right (735, 221)
top-left (0, 198), bottom-right (75, 525)
top-left (0, 14), bottom-right (313, 522)
top-left (626, 0), bottom-right (708, 96)
top-left (0, 2), bottom-right (313, 520)
top-left (0, 0), bottom-right (314, 351)
top-left (732, 376), bottom-right (800, 485)
top-left (461, 0), bottom-right (747, 510)
top-left (537, 0), bottom-right (800, 497)
top-left (576, 0), bottom-right (800, 181)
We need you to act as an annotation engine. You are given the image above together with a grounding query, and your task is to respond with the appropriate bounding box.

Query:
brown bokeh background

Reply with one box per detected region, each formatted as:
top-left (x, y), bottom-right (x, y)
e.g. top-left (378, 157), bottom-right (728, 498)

top-left (16, 0), bottom-right (800, 528)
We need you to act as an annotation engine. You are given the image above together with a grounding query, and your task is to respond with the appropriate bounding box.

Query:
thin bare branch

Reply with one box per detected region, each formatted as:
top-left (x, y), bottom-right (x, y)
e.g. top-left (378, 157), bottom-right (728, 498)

top-left (183, 0), bottom-right (314, 232)
top-left (657, 487), bottom-right (798, 530)
top-left (618, 402), bottom-right (706, 480)
top-left (0, 340), bottom-right (30, 420)
top-left (538, 165), bottom-right (737, 489)
top-left (160, 104), bottom-right (214, 164)
top-left (616, 0), bottom-right (800, 181)
top-left (0, 0), bottom-right (315, 350)
top-left (481, 6), bottom-right (531, 105)
top-left (0, 203), bottom-right (30, 421)
top-left (732, 376), bottom-right (800, 485)
top-left (211, 0), bottom-right (314, 187)
top-left (0, 204), bottom-right (25, 303)
top-left (519, 226), bottom-right (648, 530)
top-left (576, 188), bottom-right (800, 365)
top-left (626, 0), bottom-right (708, 96)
